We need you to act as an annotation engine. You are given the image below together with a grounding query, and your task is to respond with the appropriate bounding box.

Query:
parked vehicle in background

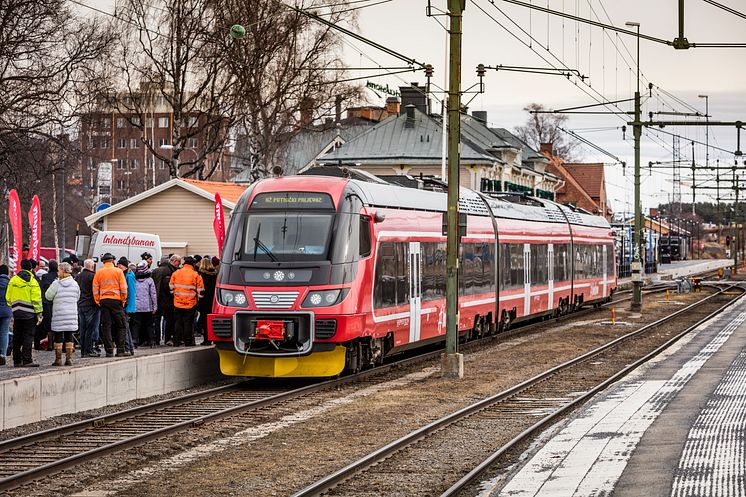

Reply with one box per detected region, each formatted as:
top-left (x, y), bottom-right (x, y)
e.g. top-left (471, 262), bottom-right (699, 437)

top-left (87, 231), bottom-right (162, 268)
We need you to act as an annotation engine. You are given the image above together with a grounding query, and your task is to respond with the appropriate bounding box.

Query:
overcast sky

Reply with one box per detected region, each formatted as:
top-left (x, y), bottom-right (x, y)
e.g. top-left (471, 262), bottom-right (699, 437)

top-left (83, 0), bottom-right (746, 214)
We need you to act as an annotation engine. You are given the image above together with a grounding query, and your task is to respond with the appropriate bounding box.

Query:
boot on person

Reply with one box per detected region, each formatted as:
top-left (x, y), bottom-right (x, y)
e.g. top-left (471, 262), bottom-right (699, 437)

top-left (52, 342), bottom-right (63, 366)
top-left (64, 342), bottom-right (74, 366)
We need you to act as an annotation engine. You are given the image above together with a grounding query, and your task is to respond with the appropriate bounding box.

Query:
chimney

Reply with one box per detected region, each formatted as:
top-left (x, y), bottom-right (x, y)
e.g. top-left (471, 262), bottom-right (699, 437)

top-left (385, 97), bottom-right (400, 116)
top-left (335, 95), bottom-right (343, 123)
top-left (540, 142), bottom-right (553, 155)
top-left (404, 104), bottom-right (415, 128)
top-left (472, 110), bottom-right (487, 125)
top-left (300, 98), bottom-right (314, 127)
top-left (399, 83), bottom-right (429, 115)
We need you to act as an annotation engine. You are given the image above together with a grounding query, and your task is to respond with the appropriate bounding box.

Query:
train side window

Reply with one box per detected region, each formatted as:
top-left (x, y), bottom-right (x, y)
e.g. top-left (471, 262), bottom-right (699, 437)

top-left (397, 242), bottom-right (410, 304)
top-left (359, 216), bottom-right (371, 257)
top-left (374, 242), bottom-right (397, 308)
top-left (501, 243), bottom-right (524, 290)
top-left (530, 244), bottom-right (548, 285)
top-left (605, 245), bottom-right (612, 276)
top-left (554, 244), bottom-right (568, 282)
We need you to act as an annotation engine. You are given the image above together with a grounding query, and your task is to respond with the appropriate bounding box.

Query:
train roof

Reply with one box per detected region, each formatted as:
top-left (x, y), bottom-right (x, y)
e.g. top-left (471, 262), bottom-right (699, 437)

top-left (241, 173), bottom-right (610, 229)
top-left (349, 179), bottom-right (610, 229)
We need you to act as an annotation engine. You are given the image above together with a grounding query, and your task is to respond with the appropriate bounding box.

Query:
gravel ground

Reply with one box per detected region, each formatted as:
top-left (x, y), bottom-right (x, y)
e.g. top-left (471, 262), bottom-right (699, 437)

top-left (4, 287), bottom-right (728, 497)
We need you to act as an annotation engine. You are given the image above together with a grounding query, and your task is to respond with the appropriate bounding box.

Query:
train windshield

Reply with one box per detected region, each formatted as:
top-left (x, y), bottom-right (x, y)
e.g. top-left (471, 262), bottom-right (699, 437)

top-left (242, 212), bottom-right (334, 262)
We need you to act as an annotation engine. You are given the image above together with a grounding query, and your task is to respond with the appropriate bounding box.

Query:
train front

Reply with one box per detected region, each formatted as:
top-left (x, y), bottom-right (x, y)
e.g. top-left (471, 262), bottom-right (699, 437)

top-left (208, 177), bottom-right (372, 378)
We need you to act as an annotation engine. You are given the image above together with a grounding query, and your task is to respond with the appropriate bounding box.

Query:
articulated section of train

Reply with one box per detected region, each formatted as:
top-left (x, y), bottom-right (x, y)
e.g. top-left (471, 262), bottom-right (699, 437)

top-left (207, 171), bottom-right (616, 378)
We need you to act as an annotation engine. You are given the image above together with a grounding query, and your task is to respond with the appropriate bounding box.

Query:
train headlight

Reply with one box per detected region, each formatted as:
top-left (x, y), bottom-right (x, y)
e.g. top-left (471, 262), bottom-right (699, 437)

top-left (219, 289), bottom-right (248, 307)
top-left (301, 289), bottom-right (349, 308)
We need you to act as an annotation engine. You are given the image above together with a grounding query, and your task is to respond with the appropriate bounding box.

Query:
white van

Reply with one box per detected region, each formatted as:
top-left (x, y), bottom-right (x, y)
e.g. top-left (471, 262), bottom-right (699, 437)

top-left (88, 231), bottom-right (162, 268)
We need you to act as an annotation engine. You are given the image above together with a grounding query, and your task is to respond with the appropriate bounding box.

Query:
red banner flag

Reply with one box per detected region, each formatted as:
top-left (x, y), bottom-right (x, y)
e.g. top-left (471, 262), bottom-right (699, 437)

top-left (213, 192), bottom-right (226, 256)
top-left (27, 195), bottom-right (41, 263)
top-left (7, 189), bottom-right (22, 272)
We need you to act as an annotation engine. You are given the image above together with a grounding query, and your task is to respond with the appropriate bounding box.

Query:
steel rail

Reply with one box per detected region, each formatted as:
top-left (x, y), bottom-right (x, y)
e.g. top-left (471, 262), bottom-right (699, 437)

top-left (0, 270), bottom-right (716, 492)
top-left (442, 284), bottom-right (745, 497)
top-left (291, 284), bottom-right (741, 497)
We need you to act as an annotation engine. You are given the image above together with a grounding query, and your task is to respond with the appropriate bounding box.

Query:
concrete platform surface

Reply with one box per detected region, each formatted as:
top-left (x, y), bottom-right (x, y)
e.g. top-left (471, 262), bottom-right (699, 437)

top-left (0, 345), bottom-right (221, 430)
top-left (492, 292), bottom-right (746, 497)
top-left (617, 259), bottom-right (733, 291)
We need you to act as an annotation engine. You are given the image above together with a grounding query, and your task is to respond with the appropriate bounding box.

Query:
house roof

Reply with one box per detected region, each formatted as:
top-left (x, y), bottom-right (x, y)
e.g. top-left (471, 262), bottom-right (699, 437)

top-left (319, 108), bottom-right (498, 166)
top-left (85, 178), bottom-right (246, 226)
top-left (231, 121), bottom-right (377, 182)
top-left (563, 163), bottom-right (605, 199)
top-left (490, 128), bottom-right (547, 162)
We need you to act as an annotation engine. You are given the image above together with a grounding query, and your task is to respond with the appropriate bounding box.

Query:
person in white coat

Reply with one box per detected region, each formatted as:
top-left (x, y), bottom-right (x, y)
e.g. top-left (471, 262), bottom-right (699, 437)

top-left (45, 262), bottom-right (81, 366)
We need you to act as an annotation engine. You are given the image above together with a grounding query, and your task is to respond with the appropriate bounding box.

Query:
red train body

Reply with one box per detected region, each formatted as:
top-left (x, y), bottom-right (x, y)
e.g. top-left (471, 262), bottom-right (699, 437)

top-left (208, 174), bottom-right (616, 377)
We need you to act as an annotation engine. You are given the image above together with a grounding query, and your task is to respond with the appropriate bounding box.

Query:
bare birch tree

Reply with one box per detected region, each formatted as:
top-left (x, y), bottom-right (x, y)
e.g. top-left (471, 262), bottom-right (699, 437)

top-left (515, 103), bottom-right (581, 161)
top-left (110, 0), bottom-right (238, 179)
top-left (213, 0), bottom-right (361, 179)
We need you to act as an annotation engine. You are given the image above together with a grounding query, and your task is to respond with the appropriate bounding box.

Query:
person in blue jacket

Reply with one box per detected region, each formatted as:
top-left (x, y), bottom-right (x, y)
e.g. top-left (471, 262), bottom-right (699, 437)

top-left (0, 265), bottom-right (12, 365)
top-left (118, 257), bottom-right (137, 355)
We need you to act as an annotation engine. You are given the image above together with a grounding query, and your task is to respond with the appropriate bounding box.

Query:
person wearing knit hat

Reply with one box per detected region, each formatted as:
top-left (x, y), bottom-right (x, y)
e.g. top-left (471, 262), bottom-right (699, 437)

top-left (6, 259), bottom-right (43, 366)
top-left (132, 260), bottom-right (158, 347)
top-left (38, 260), bottom-right (59, 350)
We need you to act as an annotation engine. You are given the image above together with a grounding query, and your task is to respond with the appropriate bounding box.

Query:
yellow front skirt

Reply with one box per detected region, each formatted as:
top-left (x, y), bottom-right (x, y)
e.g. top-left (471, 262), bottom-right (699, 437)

top-left (217, 346), bottom-right (347, 378)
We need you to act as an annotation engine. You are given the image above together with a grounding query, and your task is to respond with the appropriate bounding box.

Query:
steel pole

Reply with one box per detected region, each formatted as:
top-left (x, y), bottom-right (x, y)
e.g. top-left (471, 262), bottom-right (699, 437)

top-left (631, 25), bottom-right (642, 312)
top-left (442, 0), bottom-right (465, 378)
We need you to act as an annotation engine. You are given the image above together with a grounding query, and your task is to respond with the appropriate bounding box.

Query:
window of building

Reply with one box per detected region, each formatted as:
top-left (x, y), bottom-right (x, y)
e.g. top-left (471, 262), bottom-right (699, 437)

top-left (144, 138), bottom-right (152, 147)
top-left (188, 137), bottom-right (198, 148)
top-left (116, 117), bottom-right (126, 128)
top-left (130, 159), bottom-right (139, 170)
top-left (102, 118), bottom-right (111, 129)
top-left (156, 96), bottom-right (167, 107)
top-left (116, 159), bottom-right (125, 170)
top-left (101, 137), bottom-right (110, 149)
top-left (117, 138), bottom-right (127, 149)
top-left (130, 138), bottom-right (140, 148)
top-left (145, 117), bottom-right (154, 128)
top-left (117, 179), bottom-right (125, 189)
top-left (131, 116), bottom-right (141, 126)
top-left (159, 138), bottom-right (168, 147)
top-left (158, 117), bottom-right (169, 128)
top-left (146, 158), bottom-right (154, 169)
top-left (89, 137), bottom-right (96, 149)
top-left (159, 160), bottom-right (167, 170)
top-left (188, 116), bottom-right (197, 127)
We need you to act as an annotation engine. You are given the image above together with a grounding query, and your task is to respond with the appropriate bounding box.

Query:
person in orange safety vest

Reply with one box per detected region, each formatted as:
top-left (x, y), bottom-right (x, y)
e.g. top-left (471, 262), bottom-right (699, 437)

top-left (92, 253), bottom-right (129, 356)
top-left (169, 256), bottom-right (204, 346)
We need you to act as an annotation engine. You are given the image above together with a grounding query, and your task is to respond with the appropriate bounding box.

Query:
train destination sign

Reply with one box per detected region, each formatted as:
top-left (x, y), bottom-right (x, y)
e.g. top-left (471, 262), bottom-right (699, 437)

top-left (251, 192), bottom-right (334, 209)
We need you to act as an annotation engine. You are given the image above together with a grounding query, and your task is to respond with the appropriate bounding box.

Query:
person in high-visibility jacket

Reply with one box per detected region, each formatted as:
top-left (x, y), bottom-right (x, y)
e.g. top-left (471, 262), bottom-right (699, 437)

top-left (92, 253), bottom-right (129, 356)
top-left (169, 256), bottom-right (204, 346)
top-left (6, 259), bottom-right (43, 367)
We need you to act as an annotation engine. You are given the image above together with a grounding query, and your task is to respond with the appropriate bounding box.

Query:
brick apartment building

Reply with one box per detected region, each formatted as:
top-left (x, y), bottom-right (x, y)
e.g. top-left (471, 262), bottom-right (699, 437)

top-left (78, 93), bottom-right (232, 206)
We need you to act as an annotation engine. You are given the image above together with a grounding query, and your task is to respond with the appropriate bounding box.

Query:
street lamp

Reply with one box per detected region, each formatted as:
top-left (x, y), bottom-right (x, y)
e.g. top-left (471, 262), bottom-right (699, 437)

top-left (625, 20), bottom-right (642, 312)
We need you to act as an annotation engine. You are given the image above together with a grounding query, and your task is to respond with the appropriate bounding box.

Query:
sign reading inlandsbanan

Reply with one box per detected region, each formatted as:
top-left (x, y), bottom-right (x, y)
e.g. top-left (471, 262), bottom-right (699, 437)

top-left (366, 81), bottom-right (400, 98)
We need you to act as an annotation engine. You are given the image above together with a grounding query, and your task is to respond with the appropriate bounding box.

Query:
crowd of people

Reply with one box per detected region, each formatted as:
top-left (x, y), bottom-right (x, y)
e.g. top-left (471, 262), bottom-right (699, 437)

top-left (0, 252), bottom-right (219, 367)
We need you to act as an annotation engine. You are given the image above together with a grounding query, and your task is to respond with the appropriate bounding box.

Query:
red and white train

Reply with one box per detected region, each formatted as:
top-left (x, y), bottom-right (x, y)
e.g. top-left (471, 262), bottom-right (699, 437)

top-left (208, 171), bottom-right (616, 377)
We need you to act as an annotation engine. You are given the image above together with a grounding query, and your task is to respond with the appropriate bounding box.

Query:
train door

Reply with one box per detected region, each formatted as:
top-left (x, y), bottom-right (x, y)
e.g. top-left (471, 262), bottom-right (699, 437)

top-left (408, 241), bottom-right (422, 343)
top-left (548, 244), bottom-right (554, 307)
top-left (524, 243), bottom-right (531, 316)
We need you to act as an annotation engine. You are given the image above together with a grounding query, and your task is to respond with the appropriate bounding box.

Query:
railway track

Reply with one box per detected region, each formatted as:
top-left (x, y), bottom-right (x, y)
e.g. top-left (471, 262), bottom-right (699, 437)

top-left (0, 274), bottom-right (716, 493)
top-left (291, 283), bottom-right (744, 497)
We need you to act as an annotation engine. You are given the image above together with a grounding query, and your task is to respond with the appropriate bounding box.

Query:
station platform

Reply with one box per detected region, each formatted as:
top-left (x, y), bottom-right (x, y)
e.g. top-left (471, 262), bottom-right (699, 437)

top-left (617, 258), bottom-right (733, 291)
top-left (494, 290), bottom-right (746, 496)
top-left (0, 343), bottom-right (221, 430)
